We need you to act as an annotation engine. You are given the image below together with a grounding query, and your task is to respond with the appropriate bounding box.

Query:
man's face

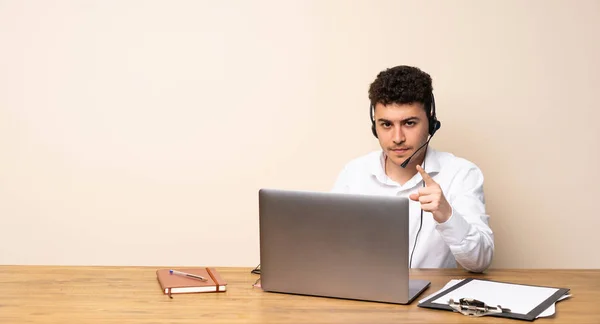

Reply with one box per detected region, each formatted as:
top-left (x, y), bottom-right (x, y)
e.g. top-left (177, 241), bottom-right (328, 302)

top-left (373, 102), bottom-right (430, 167)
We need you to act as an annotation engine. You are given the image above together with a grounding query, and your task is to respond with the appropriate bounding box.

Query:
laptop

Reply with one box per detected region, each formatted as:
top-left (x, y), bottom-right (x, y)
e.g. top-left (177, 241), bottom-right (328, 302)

top-left (258, 188), bottom-right (430, 304)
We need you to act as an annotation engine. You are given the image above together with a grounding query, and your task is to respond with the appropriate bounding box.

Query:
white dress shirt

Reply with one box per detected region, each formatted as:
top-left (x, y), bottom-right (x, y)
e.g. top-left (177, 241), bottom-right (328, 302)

top-left (331, 147), bottom-right (494, 272)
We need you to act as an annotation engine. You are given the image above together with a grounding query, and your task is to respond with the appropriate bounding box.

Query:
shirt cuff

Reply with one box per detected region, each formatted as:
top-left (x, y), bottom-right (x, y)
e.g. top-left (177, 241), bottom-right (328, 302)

top-left (435, 207), bottom-right (470, 246)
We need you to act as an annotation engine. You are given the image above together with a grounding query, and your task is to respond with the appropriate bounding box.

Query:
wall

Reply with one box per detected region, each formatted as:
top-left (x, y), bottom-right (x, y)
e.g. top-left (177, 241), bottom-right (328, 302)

top-left (1, 0), bottom-right (598, 268)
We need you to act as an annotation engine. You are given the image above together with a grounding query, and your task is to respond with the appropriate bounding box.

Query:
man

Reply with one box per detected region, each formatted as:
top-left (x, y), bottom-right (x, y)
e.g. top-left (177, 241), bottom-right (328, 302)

top-left (331, 65), bottom-right (494, 273)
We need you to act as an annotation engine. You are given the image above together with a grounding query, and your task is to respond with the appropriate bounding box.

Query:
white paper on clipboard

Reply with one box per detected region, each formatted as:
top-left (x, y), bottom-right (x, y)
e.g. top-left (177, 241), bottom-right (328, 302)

top-left (419, 279), bottom-right (571, 318)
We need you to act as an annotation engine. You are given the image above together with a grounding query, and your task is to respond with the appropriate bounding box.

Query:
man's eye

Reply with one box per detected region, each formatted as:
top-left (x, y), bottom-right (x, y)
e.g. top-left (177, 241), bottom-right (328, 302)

top-left (405, 121), bottom-right (416, 127)
top-left (381, 122), bottom-right (391, 128)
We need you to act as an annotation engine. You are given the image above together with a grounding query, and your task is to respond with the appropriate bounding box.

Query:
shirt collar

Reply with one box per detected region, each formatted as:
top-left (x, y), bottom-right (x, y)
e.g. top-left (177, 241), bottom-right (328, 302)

top-left (370, 146), bottom-right (441, 187)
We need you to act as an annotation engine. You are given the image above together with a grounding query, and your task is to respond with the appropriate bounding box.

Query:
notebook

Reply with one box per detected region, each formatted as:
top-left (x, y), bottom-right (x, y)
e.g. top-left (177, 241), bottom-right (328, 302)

top-left (156, 267), bottom-right (227, 298)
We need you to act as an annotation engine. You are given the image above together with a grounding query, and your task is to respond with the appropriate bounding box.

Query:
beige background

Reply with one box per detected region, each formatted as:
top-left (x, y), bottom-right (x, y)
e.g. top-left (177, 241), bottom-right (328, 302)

top-left (1, 0), bottom-right (598, 268)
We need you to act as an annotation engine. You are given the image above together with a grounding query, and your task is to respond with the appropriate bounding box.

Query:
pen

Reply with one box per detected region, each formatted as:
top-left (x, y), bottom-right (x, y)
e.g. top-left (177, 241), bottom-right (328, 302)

top-left (169, 269), bottom-right (208, 282)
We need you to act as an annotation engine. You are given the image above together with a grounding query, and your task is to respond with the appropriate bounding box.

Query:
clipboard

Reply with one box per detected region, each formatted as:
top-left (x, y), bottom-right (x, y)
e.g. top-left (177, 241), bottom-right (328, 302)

top-left (418, 278), bottom-right (570, 321)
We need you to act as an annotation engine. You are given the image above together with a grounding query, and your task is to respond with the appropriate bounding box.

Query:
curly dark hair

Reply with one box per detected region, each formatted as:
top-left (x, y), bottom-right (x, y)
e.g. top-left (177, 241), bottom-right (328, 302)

top-left (368, 65), bottom-right (433, 113)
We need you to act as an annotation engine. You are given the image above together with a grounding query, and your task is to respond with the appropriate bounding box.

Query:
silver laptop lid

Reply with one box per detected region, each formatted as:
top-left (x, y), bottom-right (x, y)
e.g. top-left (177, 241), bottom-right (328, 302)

top-left (259, 188), bottom-right (415, 304)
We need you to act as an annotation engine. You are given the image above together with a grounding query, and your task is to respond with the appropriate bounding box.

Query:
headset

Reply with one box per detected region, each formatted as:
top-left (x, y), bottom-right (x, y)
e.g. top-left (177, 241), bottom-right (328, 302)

top-left (369, 91), bottom-right (442, 268)
top-left (369, 92), bottom-right (441, 138)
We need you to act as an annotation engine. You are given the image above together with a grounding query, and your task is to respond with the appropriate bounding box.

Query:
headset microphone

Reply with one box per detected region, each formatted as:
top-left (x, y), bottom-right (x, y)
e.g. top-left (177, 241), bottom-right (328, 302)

top-left (400, 137), bottom-right (431, 168)
top-left (399, 118), bottom-right (440, 167)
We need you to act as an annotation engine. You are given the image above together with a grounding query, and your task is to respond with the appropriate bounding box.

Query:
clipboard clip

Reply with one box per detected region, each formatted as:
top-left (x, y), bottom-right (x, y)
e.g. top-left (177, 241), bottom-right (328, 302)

top-left (448, 298), bottom-right (511, 317)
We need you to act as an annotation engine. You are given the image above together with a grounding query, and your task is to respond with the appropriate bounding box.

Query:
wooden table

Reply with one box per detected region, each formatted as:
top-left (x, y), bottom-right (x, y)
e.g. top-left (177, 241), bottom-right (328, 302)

top-left (0, 266), bottom-right (598, 323)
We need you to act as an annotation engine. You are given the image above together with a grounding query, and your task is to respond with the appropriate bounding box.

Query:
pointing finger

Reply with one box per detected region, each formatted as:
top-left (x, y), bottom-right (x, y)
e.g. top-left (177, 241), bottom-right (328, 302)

top-left (416, 164), bottom-right (435, 186)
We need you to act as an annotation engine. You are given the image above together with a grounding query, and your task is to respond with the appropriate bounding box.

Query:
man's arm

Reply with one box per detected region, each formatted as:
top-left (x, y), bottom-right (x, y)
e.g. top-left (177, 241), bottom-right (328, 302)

top-left (410, 165), bottom-right (494, 273)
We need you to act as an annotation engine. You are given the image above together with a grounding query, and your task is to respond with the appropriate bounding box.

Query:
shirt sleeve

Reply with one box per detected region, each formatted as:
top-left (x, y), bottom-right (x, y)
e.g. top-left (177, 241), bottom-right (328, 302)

top-left (434, 165), bottom-right (494, 273)
top-left (331, 166), bottom-right (350, 194)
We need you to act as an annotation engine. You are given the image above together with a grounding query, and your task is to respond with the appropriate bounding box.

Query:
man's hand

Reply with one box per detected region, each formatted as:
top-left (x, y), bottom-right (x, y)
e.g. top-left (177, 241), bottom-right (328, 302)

top-left (409, 165), bottom-right (453, 223)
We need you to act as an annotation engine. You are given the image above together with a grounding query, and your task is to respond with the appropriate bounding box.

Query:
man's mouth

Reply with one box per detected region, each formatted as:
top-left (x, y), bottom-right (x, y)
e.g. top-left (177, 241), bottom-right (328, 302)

top-left (390, 147), bottom-right (410, 153)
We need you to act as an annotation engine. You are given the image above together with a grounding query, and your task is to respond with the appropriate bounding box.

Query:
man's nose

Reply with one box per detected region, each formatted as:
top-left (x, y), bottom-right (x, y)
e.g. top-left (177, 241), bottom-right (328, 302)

top-left (392, 125), bottom-right (405, 144)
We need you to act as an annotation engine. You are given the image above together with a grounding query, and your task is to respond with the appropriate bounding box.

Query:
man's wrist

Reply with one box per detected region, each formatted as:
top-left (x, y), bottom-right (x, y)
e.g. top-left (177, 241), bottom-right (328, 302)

top-left (434, 205), bottom-right (452, 223)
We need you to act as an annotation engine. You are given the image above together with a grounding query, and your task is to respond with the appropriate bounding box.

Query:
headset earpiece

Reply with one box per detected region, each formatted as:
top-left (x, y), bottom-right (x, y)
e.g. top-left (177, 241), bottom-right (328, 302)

top-left (369, 104), bottom-right (378, 138)
top-left (428, 93), bottom-right (441, 136)
top-left (429, 119), bottom-right (441, 136)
